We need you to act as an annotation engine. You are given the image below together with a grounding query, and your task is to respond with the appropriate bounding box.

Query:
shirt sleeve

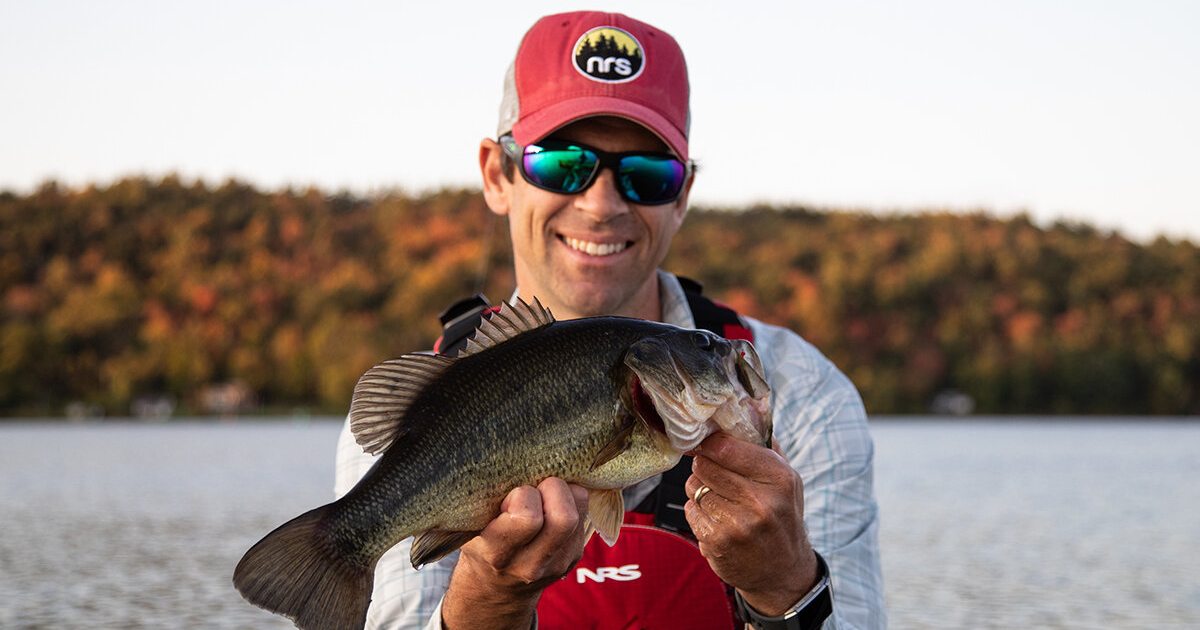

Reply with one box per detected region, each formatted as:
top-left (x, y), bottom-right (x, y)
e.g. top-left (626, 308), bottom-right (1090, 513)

top-left (334, 417), bottom-right (458, 630)
top-left (746, 319), bottom-right (888, 630)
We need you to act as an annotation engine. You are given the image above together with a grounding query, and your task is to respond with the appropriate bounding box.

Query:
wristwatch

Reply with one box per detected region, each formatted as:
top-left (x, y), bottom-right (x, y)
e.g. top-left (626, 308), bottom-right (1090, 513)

top-left (735, 552), bottom-right (833, 630)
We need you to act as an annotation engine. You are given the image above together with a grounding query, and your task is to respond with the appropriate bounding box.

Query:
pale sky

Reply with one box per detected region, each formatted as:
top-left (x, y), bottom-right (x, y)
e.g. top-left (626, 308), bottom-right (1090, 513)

top-left (3, 0), bottom-right (1198, 243)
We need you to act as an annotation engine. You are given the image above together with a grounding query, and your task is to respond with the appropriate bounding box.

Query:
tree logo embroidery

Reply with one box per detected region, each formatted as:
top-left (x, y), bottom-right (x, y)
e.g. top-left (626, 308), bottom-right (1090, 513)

top-left (573, 26), bottom-right (644, 83)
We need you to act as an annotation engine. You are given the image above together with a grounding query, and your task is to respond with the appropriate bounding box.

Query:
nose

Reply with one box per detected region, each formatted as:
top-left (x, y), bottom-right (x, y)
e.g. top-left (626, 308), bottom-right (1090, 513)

top-left (573, 167), bottom-right (631, 222)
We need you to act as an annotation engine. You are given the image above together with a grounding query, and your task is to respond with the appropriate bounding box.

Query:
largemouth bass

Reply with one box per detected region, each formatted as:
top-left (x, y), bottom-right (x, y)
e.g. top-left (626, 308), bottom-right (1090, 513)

top-left (233, 298), bottom-right (772, 630)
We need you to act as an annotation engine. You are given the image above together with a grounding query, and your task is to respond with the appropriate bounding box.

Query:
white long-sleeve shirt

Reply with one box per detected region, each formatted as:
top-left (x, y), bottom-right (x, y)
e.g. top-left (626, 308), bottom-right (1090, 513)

top-left (334, 271), bottom-right (887, 629)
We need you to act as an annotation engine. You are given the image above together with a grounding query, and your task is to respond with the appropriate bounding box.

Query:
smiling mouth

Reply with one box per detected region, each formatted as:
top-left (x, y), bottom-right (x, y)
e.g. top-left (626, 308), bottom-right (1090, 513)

top-left (562, 236), bottom-right (631, 257)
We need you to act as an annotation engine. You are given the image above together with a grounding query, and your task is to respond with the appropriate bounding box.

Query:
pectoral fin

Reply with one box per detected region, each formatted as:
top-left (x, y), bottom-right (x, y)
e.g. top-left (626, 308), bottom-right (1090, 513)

top-left (590, 417), bottom-right (637, 470)
top-left (732, 339), bottom-right (771, 399)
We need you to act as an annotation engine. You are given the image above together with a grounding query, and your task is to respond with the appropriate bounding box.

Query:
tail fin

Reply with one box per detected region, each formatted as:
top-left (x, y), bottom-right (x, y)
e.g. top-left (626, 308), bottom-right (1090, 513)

top-left (233, 504), bottom-right (374, 630)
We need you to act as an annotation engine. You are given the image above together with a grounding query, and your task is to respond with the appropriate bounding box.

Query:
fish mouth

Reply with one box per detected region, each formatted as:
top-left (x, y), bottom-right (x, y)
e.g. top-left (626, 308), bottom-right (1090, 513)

top-left (624, 334), bottom-right (774, 452)
top-left (630, 376), bottom-right (666, 436)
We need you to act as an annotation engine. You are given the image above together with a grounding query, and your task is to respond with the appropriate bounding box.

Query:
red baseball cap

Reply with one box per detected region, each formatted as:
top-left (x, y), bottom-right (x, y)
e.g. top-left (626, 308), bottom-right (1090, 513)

top-left (497, 11), bottom-right (691, 160)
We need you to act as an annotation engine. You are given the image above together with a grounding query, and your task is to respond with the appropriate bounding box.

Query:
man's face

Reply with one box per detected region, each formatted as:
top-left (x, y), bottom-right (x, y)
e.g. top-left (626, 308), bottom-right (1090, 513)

top-left (482, 116), bottom-right (691, 320)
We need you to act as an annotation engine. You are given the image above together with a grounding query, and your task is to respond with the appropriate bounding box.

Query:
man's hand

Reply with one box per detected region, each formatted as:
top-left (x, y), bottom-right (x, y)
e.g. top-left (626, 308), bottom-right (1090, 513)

top-left (441, 478), bottom-right (591, 630)
top-left (684, 432), bottom-right (820, 617)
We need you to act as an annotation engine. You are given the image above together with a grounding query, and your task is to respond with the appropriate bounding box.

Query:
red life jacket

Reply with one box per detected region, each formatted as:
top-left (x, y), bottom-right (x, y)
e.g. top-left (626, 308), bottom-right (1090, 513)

top-left (537, 512), bottom-right (735, 629)
top-left (434, 281), bottom-right (754, 630)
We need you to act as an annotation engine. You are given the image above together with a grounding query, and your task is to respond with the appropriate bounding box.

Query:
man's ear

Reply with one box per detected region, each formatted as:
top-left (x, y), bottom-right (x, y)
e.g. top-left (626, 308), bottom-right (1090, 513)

top-left (479, 138), bottom-right (511, 216)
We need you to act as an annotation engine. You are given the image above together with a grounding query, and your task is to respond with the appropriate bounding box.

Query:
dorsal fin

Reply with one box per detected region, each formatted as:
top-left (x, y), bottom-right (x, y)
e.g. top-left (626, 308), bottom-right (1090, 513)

top-left (348, 353), bottom-right (455, 455)
top-left (459, 297), bottom-right (555, 358)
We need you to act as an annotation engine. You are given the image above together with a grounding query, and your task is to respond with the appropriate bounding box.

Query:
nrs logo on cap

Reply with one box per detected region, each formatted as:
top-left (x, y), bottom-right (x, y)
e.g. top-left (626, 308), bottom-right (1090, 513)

top-left (501, 11), bottom-right (691, 160)
top-left (573, 26), bottom-right (644, 83)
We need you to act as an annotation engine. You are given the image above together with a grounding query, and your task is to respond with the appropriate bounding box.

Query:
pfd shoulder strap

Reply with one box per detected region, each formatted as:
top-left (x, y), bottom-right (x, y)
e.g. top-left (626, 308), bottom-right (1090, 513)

top-left (433, 293), bottom-right (494, 357)
top-left (678, 276), bottom-right (754, 342)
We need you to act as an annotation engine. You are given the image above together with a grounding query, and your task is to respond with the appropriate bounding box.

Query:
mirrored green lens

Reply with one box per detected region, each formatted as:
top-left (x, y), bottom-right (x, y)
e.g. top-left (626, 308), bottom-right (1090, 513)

top-left (617, 155), bottom-right (687, 203)
top-left (523, 147), bottom-right (598, 193)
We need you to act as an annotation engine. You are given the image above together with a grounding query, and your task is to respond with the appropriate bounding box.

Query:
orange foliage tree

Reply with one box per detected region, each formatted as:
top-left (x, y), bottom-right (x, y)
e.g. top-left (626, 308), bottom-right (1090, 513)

top-left (1, 178), bottom-right (1197, 416)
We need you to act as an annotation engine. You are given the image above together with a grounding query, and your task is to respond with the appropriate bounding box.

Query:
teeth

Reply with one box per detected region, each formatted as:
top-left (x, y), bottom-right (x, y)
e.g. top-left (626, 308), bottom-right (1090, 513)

top-left (564, 237), bottom-right (628, 257)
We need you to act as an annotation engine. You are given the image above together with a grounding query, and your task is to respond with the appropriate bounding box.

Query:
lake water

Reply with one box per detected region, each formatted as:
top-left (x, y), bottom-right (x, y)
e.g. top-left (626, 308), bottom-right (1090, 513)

top-left (0, 418), bottom-right (1196, 629)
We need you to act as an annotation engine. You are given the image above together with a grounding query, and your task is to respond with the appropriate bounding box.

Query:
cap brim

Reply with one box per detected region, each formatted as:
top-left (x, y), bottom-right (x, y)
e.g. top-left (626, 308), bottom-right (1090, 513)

top-left (511, 96), bottom-right (688, 161)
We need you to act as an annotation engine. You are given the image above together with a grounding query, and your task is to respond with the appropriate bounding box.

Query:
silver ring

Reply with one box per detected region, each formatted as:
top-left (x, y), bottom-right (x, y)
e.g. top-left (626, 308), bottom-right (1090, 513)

top-left (693, 485), bottom-right (712, 507)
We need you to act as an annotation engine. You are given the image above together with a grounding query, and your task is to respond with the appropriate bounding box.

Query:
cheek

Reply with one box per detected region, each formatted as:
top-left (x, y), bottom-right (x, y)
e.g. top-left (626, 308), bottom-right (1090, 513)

top-left (648, 206), bottom-right (686, 243)
top-left (505, 190), bottom-right (538, 236)
top-left (508, 193), bottom-right (566, 255)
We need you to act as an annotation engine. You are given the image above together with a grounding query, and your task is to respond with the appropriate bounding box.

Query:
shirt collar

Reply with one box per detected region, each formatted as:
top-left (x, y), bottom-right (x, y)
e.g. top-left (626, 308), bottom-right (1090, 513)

top-left (656, 270), bottom-right (696, 329)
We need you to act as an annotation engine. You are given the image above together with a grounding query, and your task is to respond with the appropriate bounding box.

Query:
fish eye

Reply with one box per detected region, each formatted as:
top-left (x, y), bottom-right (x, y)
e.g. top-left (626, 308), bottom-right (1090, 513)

top-left (692, 331), bottom-right (713, 350)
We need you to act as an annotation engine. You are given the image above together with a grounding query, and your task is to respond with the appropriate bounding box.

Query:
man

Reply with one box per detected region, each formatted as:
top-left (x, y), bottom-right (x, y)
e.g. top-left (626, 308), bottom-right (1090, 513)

top-left (335, 11), bottom-right (885, 630)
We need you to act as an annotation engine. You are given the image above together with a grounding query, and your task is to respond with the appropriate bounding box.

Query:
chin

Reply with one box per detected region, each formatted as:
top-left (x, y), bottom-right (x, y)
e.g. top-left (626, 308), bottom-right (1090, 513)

top-left (557, 286), bottom-right (632, 318)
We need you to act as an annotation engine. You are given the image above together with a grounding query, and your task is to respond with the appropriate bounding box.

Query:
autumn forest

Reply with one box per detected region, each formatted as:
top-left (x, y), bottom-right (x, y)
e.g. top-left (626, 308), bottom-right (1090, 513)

top-left (2, 176), bottom-right (1197, 417)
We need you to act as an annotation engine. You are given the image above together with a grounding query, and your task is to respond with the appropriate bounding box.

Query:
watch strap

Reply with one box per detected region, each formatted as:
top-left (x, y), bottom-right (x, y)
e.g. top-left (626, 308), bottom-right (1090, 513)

top-left (735, 551), bottom-right (833, 630)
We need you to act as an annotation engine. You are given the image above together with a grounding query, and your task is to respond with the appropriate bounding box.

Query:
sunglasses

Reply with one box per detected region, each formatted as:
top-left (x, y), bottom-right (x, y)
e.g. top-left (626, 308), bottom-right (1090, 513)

top-left (500, 135), bottom-right (691, 205)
